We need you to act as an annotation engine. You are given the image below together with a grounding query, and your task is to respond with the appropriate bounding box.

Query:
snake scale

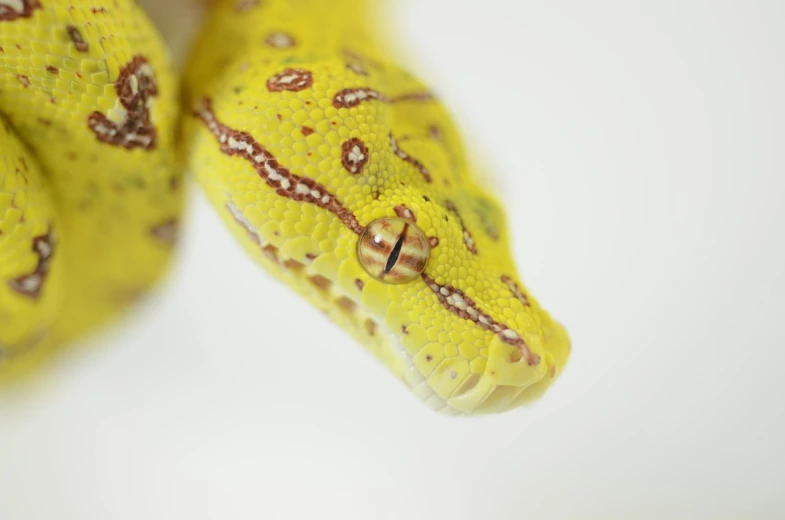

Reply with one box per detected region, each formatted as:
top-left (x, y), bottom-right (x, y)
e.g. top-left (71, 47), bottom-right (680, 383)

top-left (0, 0), bottom-right (569, 414)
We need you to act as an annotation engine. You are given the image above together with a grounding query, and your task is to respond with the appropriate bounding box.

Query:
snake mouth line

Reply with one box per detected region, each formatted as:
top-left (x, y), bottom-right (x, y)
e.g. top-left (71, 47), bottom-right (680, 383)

top-left (224, 201), bottom-right (488, 413)
top-left (226, 201), bottom-right (541, 415)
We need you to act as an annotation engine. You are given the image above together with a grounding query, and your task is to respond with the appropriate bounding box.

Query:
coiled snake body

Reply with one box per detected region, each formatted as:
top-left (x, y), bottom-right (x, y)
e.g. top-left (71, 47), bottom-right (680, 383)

top-left (0, 0), bottom-right (569, 414)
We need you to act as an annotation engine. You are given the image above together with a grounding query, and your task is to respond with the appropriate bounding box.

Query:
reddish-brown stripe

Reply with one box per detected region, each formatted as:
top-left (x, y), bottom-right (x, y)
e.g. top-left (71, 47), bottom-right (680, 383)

top-left (0, 0), bottom-right (40, 21)
top-left (66, 25), bottom-right (89, 52)
top-left (195, 98), bottom-right (364, 235)
top-left (476, 209), bottom-right (500, 241)
top-left (346, 62), bottom-right (368, 76)
top-left (332, 88), bottom-right (434, 109)
top-left (501, 275), bottom-right (530, 306)
top-left (389, 133), bottom-right (432, 183)
top-left (421, 274), bottom-right (539, 366)
top-left (394, 205), bottom-right (416, 222)
top-left (87, 55), bottom-right (158, 150)
top-left (342, 49), bottom-right (384, 70)
top-left (8, 229), bottom-right (55, 300)
top-left (445, 200), bottom-right (477, 254)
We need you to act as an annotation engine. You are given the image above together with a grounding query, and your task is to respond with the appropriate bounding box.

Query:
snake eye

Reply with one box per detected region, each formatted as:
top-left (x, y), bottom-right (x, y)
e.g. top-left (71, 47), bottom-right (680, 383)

top-left (357, 218), bottom-right (430, 284)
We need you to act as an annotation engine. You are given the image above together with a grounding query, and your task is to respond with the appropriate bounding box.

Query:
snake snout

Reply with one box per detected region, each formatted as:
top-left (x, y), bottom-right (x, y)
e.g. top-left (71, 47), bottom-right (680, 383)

top-left (391, 282), bottom-right (569, 415)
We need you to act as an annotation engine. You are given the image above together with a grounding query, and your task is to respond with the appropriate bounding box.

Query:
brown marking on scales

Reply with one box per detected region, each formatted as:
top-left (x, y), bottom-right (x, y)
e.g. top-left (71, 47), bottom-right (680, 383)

top-left (38, 118), bottom-right (51, 126)
top-left (342, 49), bottom-right (377, 76)
top-left (342, 49), bottom-right (385, 72)
top-left (0, 0), bottom-right (41, 20)
top-left (46, 66), bottom-right (58, 75)
top-left (169, 174), bottom-right (181, 191)
top-left (421, 273), bottom-right (540, 366)
top-left (283, 258), bottom-right (304, 272)
top-left (89, 6), bottom-right (107, 14)
top-left (196, 99), bottom-right (365, 235)
top-left (401, 325), bottom-right (409, 335)
top-left (394, 205), bottom-right (416, 222)
top-left (332, 88), bottom-right (435, 109)
top-left (389, 133), bottom-right (432, 183)
top-left (365, 319), bottom-right (378, 337)
top-left (8, 229), bottom-right (55, 300)
top-left (341, 138), bottom-right (368, 175)
top-left (427, 123), bottom-right (462, 182)
top-left (501, 275), bottom-right (529, 307)
top-left (226, 202), bottom-right (291, 267)
top-left (66, 25), bottom-right (89, 52)
top-left (395, 92), bottom-right (436, 103)
top-left (300, 125), bottom-right (314, 136)
top-left (346, 62), bottom-right (368, 76)
top-left (235, 0), bottom-right (259, 11)
top-left (16, 74), bottom-right (30, 88)
top-left (87, 55), bottom-right (159, 150)
top-left (309, 275), bottom-right (331, 291)
top-left (336, 296), bottom-right (357, 313)
top-left (355, 279), bottom-right (364, 291)
top-left (261, 244), bottom-right (280, 264)
top-left (305, 253), bottom-right (318, 261)
top-left (445, 200), bottom-right (477, 254)
top-left (150, 219), bottom-right (178, 246)
top-left (264, 32), bottom-right (296, 49)
top-left (266, 68), bottom-right (313, 92)
top-left (428, 236), bottom-right (440, 248)
top-left (476, 209), bottom-right (500, 241)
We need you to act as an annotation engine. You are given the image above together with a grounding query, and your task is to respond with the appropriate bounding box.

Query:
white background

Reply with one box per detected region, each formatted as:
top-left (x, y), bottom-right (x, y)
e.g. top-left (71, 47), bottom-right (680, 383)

top-left (2, 1), bottom-right (784, 518)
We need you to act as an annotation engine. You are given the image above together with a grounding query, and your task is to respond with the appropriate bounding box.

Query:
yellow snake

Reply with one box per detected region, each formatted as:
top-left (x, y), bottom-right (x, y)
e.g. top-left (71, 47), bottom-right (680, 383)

top-left (0, 0), bottom-right (569, 414)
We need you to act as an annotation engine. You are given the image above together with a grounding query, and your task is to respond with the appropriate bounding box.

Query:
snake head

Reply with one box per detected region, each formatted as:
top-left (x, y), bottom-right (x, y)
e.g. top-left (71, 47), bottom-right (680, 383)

top-left (185, 36), bottom-right (569, 414)
top-left (348, 188), bottom-right (571, 415)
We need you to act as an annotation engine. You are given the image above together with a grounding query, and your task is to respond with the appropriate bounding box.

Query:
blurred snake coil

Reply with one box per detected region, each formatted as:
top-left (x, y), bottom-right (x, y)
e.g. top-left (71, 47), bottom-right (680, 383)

top-left (0, 0), bottom-right (569, 415)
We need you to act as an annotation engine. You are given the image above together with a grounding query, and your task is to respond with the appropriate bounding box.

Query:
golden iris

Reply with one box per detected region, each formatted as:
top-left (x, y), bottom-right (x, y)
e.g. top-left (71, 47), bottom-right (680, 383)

top-left (357, 218), bottom-right (430, 284)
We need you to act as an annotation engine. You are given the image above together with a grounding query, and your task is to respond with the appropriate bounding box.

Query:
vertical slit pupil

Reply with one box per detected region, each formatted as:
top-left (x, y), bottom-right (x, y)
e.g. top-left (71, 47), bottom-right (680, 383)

top-left (384, 225), bottom-right (408, 274)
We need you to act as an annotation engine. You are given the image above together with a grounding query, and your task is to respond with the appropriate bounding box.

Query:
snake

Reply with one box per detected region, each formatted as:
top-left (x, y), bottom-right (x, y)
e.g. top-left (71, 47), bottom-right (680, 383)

top-left (0, 0), bottom-right (570, 415)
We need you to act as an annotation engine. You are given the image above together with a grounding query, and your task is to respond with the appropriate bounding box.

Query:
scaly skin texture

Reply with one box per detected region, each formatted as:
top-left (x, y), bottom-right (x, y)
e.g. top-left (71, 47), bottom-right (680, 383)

top-left (0, 0), bottom-right (181, 375)
top-left (0, 0), bottom-right (569, 414)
